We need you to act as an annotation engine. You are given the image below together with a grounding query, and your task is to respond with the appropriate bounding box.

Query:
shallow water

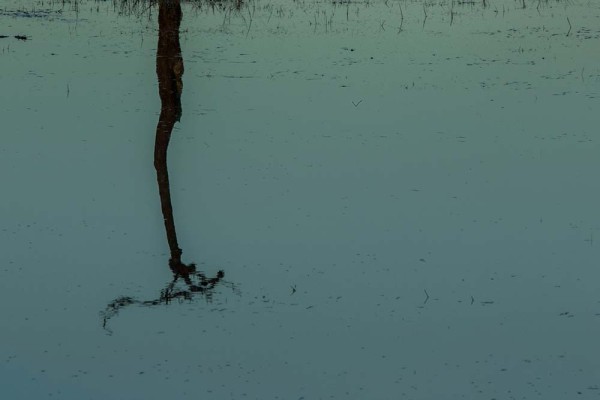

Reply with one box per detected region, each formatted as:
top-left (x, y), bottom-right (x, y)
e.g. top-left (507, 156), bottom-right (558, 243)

top-left (1, 0), bottom-right (600, 398)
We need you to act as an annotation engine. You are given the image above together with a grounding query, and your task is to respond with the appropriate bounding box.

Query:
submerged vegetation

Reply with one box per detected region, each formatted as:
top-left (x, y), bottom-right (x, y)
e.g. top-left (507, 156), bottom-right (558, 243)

top-left (27, 0), bottom-right (579, 29)
top-left (94, 0), bottom-right (585, 38)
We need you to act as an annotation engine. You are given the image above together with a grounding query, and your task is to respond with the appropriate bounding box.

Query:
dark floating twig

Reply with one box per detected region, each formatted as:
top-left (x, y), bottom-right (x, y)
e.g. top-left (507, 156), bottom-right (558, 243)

top-left (566, 17), bottom-right (572, 37)
top-left (559, 311), bottom-right (573, 317)
top-left (470, 295), bottom-right (475, 305)
top-left (0, 35), bottom-right (29, 40)
top-left (397, 4), bottom-right (404, 33)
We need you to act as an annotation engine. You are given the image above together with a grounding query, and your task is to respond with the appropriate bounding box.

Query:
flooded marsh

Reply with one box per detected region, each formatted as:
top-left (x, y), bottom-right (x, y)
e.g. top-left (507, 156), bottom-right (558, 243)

top-left (1, 0), bottom-right (600, 398)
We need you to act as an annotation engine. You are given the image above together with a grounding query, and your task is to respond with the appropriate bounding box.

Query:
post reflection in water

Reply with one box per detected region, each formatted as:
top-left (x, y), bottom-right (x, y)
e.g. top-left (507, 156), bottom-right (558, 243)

top-left (101, 0), bottom-right (235, 333)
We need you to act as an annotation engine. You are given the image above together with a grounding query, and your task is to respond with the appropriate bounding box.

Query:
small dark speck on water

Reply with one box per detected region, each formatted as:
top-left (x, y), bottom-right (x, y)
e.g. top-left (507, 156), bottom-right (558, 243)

top-left (559, 311), bottom-right (574, 317)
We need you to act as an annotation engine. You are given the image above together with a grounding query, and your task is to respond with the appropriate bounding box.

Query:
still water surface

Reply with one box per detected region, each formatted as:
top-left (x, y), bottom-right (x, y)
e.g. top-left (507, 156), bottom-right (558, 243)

top-left (1, 0), bottom-right (600, 398)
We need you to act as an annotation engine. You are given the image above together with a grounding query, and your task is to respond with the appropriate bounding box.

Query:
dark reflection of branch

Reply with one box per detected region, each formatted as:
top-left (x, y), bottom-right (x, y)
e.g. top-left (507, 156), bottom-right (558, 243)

top-left (101, 0), bottom-right (237, 334)
top-left (101, 268), bottom-right (235, 334)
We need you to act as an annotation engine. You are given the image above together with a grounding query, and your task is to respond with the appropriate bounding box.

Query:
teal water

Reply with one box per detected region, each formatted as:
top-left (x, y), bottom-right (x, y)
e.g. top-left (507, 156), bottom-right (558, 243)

top-left (1, 0), bottom-right (599, 398)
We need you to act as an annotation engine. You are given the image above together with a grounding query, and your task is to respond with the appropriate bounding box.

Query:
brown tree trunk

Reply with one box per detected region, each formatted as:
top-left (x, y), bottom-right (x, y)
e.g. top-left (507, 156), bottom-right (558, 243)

top-left (153, 0), bottom-right (184, 264)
